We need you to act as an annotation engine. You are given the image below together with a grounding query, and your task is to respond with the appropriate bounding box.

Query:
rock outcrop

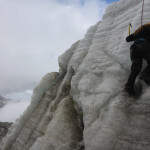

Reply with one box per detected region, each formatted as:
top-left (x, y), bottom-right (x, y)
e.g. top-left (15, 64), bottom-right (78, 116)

top-left (0, 122), bottom-right (12, 143)
top-left (1, 0), bottom-right (150, 150)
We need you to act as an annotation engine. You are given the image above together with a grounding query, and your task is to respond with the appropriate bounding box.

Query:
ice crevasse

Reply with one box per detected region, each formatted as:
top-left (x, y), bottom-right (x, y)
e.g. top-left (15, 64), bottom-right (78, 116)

top-left (1, 0), bottom-right (150, 150)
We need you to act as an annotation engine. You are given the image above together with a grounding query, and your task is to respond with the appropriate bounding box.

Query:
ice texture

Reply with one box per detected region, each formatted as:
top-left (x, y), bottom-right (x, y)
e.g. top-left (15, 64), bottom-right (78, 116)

top-left (1, 0), bottom-right (150, 150)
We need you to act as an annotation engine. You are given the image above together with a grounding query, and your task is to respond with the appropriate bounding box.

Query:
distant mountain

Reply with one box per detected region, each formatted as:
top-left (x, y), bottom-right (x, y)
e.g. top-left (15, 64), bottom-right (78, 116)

top-left (0, 95), bottom-right (9, 108)
top-left (0, 95), bottom-right (5, 100)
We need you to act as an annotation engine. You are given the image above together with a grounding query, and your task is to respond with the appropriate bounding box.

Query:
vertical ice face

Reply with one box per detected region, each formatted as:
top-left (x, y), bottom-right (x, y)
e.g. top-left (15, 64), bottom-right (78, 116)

top-left (1, 0), bottom-right (150, 150)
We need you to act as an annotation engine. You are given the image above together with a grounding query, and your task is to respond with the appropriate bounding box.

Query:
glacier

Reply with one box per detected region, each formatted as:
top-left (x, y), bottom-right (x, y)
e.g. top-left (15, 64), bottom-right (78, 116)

top-left (1, 0), bottom-right (150, 149)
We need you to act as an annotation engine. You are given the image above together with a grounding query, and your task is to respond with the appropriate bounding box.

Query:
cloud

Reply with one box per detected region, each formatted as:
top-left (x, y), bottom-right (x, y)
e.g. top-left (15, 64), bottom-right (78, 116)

top-left (5, 90), bottom-right (32, 101)
top-left (0, 0), bottom-right (108, 94)
top-left (0, 100), bottom-right (30, 122)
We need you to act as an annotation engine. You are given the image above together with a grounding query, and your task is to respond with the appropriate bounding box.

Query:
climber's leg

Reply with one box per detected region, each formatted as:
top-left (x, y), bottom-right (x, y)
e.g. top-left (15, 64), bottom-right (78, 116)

top-left (125, 59), bottom-right (142, 95)
top-left (140, 58), bottom-right (150, 85)
top-left (125, 43), bottom-right (143, 96)
top-left (139, 41), bottom-right (150, 85)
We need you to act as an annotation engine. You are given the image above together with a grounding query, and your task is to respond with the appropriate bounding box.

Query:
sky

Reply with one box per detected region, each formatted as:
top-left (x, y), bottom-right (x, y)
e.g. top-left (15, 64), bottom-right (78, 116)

top-left (106, 0), bottom-right (119, 3)
top-left (0, 0), bottom-right (119, 122)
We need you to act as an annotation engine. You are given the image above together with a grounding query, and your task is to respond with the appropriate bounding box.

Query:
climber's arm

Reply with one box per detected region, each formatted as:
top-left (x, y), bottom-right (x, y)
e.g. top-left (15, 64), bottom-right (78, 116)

top-left (126, 25), bottom-right (148, 42)
top-left (126, 34), bottom-right (134, 42)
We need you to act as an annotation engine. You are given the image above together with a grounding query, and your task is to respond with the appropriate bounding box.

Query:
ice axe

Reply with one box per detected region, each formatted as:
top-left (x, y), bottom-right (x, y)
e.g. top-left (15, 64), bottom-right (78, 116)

top-left (129, 23), bottom-right (132, 35)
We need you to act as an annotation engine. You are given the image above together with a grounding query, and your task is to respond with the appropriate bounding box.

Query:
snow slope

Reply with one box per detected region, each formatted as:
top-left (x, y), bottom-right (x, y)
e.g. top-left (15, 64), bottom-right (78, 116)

top-left (1, 0), bottom-right (150, 149)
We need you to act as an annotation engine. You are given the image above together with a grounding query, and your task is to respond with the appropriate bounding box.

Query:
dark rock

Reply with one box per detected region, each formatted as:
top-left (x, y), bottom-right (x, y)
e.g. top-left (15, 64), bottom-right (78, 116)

top-left (0, 122), bottom-right (12, 141)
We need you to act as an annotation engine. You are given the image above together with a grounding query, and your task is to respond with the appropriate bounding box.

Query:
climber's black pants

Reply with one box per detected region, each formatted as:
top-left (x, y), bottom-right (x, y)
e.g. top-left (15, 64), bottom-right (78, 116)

top-left (126, 40), bottom-right (150, 88)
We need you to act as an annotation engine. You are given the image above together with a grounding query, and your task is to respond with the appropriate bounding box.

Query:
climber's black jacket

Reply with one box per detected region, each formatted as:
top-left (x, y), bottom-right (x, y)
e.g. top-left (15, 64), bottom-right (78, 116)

top-left (126, 23), bottom-right (150, 43)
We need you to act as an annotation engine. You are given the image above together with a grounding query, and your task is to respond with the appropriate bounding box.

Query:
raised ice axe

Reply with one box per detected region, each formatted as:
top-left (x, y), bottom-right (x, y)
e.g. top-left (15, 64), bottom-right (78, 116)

top-left (129, 23), bottom-right (132, 36)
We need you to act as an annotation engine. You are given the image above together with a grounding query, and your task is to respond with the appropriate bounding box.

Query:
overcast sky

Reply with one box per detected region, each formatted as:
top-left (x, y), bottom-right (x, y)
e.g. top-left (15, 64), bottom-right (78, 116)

top-left (0, 0), bottom-right (119, 98)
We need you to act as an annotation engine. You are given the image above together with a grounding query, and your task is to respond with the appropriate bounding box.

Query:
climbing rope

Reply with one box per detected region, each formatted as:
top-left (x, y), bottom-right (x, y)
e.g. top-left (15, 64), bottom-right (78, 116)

top-left (141, 0), bottom-right (144, 26)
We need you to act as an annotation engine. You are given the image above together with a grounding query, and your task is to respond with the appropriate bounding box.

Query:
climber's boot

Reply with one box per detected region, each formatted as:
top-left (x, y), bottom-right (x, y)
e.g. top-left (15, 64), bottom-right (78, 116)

top-left (140, 72), bottom-right (150, 85)
top-left (124, 84), bottom-right (135, 96)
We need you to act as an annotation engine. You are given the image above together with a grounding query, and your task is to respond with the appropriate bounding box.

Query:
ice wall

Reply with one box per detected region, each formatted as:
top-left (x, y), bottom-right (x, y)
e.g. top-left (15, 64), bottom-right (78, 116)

top-left (1, 0), bottom-right (150, 150)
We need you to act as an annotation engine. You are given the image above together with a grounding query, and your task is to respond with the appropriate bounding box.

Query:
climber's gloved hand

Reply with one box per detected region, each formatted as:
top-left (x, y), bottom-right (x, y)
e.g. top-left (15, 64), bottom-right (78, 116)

top-left (126, 34), bottom-right (134, 42)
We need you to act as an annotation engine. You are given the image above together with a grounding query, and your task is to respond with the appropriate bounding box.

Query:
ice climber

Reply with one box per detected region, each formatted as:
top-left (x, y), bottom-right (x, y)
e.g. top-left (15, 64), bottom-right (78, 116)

top-left (125, 23), bottom-right (150, 96)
